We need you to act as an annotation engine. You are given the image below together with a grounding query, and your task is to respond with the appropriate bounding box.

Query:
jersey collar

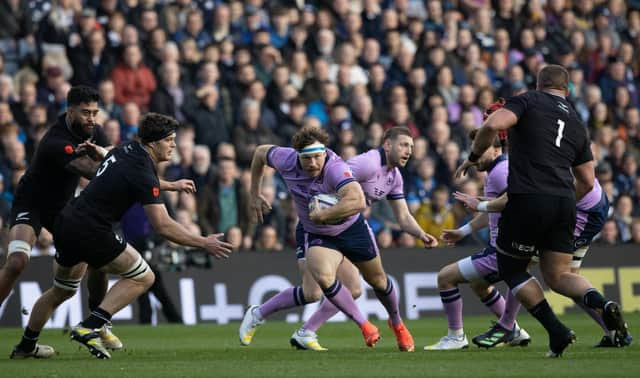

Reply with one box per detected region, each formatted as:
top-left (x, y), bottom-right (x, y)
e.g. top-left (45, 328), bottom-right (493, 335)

top-left (378, 147), bottom-right (387, 166)
top-left (488, 154), bottom-right (507, 173)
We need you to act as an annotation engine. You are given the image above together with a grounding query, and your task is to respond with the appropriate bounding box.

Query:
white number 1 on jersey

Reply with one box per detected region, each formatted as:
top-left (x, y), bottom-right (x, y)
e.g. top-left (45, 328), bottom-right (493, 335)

top-left (555, 119), bottom-right (565, 147)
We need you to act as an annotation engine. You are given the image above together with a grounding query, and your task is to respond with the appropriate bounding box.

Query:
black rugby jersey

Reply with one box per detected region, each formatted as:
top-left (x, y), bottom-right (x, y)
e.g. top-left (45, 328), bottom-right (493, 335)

top-left (503, 91), bottom-right (592, 198)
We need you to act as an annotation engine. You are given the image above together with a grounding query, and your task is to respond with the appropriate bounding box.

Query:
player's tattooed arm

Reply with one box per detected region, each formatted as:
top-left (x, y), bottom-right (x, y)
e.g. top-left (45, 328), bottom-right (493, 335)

top-left (66, 155), bottom-right (101, 179)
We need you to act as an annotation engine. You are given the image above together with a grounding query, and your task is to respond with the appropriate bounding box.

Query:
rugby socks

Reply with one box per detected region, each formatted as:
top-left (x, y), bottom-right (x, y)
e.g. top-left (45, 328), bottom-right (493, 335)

top-left (82, 307), bottom-right (112, 329)
top-left (323, 280), bottom-right (367, 326)
top-left (440, 288), bottom-right (463, 333)
top-left (374, 277), bottom-right (402, 326)
top-left (583, 288), bottom-right (607, 310)
top-left (258, 286), bottom-right (308, 318)
top-left (481, 287), bottom-right (505, 317)
top-left (303, 299), bottom-right (340, 332)
top-left (16, 327), bottom-right (40, 352)
top-left (497, 289), bottom-right (521, 331)
top-left (528, 299), bottom-right (569, 336)
top-left (577, 301), bottom-right (609, 334)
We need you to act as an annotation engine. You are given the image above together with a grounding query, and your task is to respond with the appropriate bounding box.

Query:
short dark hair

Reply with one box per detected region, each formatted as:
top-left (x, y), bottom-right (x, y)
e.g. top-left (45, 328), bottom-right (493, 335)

top-left (67, 85), bottom-right (100, 107)
top-left (138, 113), bottom-right (179, 144)
top-left (537, 64), bottom-right (569, 91)
top-left (383, 126), bottom-right (412, 142)
top-left (292, 126), bottom-right (330, 151)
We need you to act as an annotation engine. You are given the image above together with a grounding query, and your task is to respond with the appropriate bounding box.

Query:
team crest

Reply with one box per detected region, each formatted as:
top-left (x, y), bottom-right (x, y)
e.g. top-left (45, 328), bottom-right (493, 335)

top-left (152, 187), bottom-right (160, 197)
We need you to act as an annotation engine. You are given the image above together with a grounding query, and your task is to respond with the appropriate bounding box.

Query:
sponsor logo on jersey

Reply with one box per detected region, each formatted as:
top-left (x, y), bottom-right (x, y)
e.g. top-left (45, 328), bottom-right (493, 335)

top-left (511, 242), bottom-right (536, 253)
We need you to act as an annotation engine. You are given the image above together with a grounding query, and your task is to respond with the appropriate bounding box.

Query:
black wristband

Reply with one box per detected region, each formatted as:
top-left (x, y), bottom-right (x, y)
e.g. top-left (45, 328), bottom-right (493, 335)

top-left (468, 151), bottom-right (481, 163)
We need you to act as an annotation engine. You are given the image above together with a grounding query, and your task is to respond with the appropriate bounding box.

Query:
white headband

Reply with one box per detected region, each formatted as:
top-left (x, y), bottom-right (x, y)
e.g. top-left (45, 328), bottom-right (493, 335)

top-left (298, 142), bottom-right (326, 156)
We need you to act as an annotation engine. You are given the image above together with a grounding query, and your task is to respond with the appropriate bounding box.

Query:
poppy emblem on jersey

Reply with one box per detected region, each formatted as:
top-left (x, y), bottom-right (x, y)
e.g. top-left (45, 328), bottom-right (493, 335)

top-left (64, 145), bottom-right (74, 155)
top-left (152, 187), bottom-right (160, 197)
top-left (343, 171), bottom-right (352, 178)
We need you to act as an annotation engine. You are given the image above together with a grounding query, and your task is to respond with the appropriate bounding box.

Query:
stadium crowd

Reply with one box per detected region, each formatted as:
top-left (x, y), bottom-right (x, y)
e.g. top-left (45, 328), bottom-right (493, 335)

top-left (0, 0), bottom-right (640, 255)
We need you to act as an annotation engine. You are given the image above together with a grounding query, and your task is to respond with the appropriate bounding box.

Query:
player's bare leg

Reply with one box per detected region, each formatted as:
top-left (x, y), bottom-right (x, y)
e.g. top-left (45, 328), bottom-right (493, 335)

top-left (356, 256), bottom-right (413, 351)
top-left (292, 258), bottom-right (362, 351)
top-left (10, 261), bottom-right (87, 359)
top-left (0, 225), bottom-right (36, 305)
top-left (71, 244), bottom-right (155, 359)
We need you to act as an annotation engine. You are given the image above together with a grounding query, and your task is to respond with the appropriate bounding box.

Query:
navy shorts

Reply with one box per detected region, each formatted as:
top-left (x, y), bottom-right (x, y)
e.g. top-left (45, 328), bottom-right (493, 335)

top-left (295, 215), bottom-right (379, 262)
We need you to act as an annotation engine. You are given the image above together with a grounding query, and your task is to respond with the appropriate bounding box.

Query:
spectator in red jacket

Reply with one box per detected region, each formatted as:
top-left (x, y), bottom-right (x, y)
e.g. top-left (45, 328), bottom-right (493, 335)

top-left (110, 44), bottom-right (156, 111)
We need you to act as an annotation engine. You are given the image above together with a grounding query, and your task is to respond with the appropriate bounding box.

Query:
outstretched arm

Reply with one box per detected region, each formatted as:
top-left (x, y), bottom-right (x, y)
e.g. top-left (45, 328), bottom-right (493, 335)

top-left (144, 203), bottom-right (232, 259)
top-left (389, 198), bottom-right (438, 248)
top-left (250, 144), bottom-right (276, 223)
top-left (441, 213), bottom-right (489, 245)
top-left (159, 179), bottom-right (196, 194)
top-left (456, 108), bottom-right (518, 178)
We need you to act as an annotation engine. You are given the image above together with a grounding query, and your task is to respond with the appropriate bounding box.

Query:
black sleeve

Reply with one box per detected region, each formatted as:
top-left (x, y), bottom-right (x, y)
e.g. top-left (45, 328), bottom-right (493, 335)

top-left (131, 164), bottom-right (164, 205)
top-left (572, 128), bottom-right (593, 167)
top-left (503, 91), bottom-right (532, 120)
top-left (41, 136), bottom-right (80, 172)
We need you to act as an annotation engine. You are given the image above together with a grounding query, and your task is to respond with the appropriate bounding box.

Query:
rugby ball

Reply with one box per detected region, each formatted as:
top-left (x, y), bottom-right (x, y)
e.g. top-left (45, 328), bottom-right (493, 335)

top-left (308, 193), bottom-right (345, 225)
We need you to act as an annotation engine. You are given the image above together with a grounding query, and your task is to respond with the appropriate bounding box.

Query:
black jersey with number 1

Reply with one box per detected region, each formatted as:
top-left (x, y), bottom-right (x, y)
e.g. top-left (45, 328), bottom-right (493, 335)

top-left (59, 141), bottom-right (164, 233)
top-left (503, 91), bottom-right (592, 199)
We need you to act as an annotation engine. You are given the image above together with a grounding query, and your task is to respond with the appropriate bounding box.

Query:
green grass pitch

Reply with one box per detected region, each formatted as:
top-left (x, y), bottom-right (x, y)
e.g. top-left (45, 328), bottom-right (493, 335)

top-left (1, 313), bottom-right (638, 377)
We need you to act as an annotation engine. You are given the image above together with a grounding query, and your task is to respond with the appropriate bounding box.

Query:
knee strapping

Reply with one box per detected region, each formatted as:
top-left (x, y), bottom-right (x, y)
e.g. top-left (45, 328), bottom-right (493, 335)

top-left (8, 240), bottom-right (32, 258)
top-left (121, 255), bottom-right (150, 281)
top-left (54, 277), bottom-right (82, 292)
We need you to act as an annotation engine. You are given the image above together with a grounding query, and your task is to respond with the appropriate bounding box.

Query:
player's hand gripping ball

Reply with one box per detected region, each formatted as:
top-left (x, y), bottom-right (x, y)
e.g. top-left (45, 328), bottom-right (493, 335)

top-left (308, 194), bottom-right (346, 225)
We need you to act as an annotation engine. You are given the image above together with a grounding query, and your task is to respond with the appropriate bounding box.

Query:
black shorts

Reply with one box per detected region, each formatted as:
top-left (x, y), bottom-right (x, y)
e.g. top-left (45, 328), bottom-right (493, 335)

top-left (497, 193), bottom-right (576, 258)
top-left (8, 196), bottom-right (56, 236)
top-left (53, 216), bottom-right (127, 269)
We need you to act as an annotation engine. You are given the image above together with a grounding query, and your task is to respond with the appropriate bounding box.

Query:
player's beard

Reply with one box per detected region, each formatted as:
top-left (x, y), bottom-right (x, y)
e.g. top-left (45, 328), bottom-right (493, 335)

top-left (70, 117), bottom-right (92, 140)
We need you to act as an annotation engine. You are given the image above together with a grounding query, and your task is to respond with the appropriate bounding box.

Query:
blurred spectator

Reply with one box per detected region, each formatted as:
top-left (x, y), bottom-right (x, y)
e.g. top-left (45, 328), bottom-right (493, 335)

top-left (255, 225), bottom-right (283, 252)
top-left (598, 219), bottom-right (620, 245)
top-left (232, 98), bottom-right (280, 168)
top-left (111, 44), bottom-right (157, 111)
top-left (149, 61), bottom-right (191, 122)
top-left (613, 194), bottom-right (634, 242)
top-left (415, 185), bottom-right (455, 245)
top-left (69, 28), bottom-right (115, 87)
top-left (628, 219), bottom-right (640, 245)
top-left (197, 158), bottom-right (252, 248)
top-left (0, 0), bottom-right (638, 249)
